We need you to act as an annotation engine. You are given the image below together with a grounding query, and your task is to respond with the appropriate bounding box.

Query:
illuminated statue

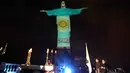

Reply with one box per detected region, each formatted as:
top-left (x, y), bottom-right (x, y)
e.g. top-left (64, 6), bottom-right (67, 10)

top-left (40, 1), bottom-right (87, 73)
top-left (40, 1), bottom-right (87, 49)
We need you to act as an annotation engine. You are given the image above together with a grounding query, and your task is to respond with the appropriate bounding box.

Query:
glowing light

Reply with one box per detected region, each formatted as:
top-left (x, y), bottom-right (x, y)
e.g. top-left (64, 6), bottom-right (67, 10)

top-left (40, 65), bottom-right (44, 69)
top-left (44, 65), bottom-right (54, 71)
top-left (65, 67), bottom-right (71, 73)
top-left (63, 65), bottom-right (65, 68)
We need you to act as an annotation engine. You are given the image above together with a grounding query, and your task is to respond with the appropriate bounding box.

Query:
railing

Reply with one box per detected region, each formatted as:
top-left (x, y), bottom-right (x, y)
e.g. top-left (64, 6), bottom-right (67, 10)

top-left (0, 62), bottom-right (20, 73)
top-left (0, 62), bottom-right (45, 73)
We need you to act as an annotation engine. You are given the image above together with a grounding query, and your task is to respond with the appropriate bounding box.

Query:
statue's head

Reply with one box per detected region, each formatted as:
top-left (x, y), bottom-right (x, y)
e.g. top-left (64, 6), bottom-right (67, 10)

top-left (61, 1), bottom-right (66, 8)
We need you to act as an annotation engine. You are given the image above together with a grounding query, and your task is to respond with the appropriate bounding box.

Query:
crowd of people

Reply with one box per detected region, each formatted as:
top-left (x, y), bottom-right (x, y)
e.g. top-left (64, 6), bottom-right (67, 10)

top-left (95, 59), bottom-right (109, 73)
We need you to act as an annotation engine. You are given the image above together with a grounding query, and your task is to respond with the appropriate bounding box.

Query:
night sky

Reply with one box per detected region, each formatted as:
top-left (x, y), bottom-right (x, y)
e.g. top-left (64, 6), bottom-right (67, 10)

top-left (0, 0), bottom-right (129, 69)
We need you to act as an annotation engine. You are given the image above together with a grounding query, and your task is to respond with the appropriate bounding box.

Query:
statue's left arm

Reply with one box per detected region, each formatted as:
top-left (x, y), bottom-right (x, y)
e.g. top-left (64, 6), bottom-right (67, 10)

top-left (71, 7), bottom-right (88, 15)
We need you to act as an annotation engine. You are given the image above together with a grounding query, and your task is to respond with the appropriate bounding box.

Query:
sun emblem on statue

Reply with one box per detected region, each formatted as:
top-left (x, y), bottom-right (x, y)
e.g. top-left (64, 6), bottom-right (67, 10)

top-left (59, 20), bottom-right (67, 28)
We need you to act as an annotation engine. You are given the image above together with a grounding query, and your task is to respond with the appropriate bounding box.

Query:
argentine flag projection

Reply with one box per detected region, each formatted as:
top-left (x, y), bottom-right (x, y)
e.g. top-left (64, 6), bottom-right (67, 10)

top-left (57, 16), bottom-right (71, 48)
top-left (40, 1), bottom-right (86, 49)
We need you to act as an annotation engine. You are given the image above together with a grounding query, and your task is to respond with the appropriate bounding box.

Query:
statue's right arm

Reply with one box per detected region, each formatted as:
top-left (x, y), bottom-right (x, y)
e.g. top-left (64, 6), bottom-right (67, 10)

top-left (40, 9), bottom-right (55, 16)
top-left (82, 7), bottom-right (88, 10)
top-left (40, 10), bottom-right (46, 12)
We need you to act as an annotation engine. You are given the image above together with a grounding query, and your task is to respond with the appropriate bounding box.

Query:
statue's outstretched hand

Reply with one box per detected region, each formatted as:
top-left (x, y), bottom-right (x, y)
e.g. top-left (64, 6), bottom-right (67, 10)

top-left (40, 10), bottom-right (46, 12)
top-left (82, 7), bottom-right (88, 10)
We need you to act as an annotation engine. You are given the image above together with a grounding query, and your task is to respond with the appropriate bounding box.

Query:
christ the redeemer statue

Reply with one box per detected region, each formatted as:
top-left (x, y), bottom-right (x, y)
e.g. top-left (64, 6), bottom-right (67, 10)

top-left (40, 1), bottom-right (87, 49)
top-left (40, 1), bottom-right (88, 73)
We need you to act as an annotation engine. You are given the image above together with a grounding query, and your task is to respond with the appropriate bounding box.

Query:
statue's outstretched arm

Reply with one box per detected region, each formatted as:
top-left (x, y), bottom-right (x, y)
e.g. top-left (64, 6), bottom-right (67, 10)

top-left (40, 10), bottom-right (47, 12)
top-left (82, 7), bottom-right (88, 10)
